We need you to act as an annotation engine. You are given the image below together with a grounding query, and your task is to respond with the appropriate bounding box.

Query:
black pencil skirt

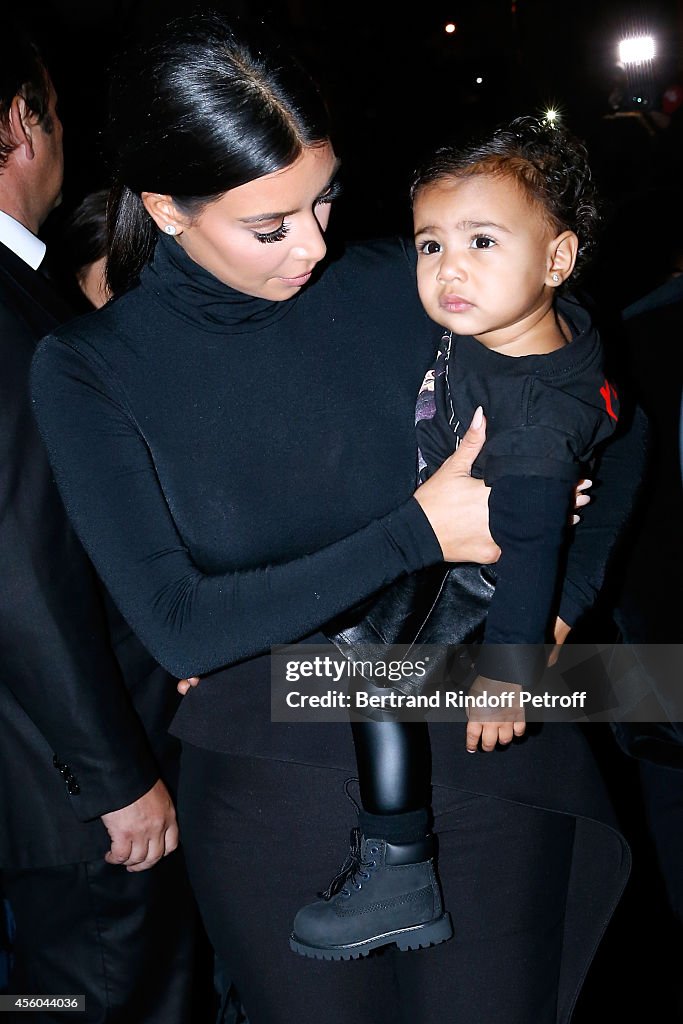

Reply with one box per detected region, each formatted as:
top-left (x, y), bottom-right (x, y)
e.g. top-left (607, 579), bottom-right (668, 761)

top-left (179, 744), bottom-right (593, 1024)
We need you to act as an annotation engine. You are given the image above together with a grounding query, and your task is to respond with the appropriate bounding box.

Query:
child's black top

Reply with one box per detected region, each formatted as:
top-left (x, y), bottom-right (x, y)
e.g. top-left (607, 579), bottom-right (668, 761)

top-left (416, 295), bottom-right (619, 684)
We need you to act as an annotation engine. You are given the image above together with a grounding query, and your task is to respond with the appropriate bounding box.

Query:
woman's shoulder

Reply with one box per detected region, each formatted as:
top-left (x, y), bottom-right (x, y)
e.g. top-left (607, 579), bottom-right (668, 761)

top-left (35, 284), bottom-right (145, 360)
top-left (31, 284), bottom-right (149, 400)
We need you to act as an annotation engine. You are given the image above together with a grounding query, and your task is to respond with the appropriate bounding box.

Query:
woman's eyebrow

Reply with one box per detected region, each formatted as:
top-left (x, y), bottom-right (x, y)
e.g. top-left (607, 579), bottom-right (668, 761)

top-left (239, 210), bottom-right (293, 224)
top-left (238, 160), bottom-right (342, 224)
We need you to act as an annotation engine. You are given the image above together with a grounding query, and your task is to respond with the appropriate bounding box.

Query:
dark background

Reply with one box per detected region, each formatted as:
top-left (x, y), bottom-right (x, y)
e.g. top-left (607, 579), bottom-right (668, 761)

top-left (25, 0), bottom-right (683, 312)
top-left (29, 1), bottom-right (683, 239)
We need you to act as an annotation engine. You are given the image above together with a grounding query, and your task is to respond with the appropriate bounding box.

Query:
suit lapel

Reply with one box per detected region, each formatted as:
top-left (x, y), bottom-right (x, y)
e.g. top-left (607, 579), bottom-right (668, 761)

top-left (0, 240), bottom-right (75, 334)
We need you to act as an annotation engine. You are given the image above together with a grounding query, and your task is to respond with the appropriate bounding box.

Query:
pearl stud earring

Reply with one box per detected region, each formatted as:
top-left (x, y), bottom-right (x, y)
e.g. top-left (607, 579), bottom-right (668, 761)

top-left (164, 224), bottom-right (177, 236)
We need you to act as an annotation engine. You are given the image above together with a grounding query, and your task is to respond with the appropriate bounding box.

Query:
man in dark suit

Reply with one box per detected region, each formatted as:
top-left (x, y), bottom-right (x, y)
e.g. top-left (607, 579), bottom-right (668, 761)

top-left (0, 25), bottom-right (201, 1023)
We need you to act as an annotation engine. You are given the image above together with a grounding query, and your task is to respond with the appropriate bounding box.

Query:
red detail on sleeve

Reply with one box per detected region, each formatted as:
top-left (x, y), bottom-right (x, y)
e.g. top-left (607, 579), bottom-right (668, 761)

top-left (600, 379), bottom-right (619, 421)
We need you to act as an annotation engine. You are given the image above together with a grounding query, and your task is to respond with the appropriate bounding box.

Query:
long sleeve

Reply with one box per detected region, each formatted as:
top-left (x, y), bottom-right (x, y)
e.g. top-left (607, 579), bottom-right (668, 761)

top-left (475, 475), bottom-right (573, 685)
top-left (476, 400), bottom-right (649, 682)
top-left (30, 336), bottom-right (442, 680)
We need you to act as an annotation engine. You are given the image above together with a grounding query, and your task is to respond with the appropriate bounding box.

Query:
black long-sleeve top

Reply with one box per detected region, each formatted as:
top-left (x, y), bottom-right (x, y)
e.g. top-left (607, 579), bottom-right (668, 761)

top-left (30, 231), bottom-right (646, 761)
top-left (415, 297), bottom-right (619, 684)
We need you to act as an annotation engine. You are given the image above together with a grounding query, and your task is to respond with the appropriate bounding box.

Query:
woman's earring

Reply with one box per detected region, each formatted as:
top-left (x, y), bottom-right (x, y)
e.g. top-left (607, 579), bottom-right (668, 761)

top-left (164, 224), bottom-right (177, 236)
top-left (551, 272), bottom-right (560, 283)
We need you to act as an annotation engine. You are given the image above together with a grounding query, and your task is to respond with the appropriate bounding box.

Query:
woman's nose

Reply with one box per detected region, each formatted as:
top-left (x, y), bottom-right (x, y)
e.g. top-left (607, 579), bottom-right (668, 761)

top-left (291, 215), bottom-right (327, 263)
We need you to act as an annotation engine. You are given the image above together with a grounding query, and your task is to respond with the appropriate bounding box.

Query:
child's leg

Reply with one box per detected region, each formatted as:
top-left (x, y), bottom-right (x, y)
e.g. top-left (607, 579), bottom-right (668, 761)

top-left (352, 720), bottom-right (432, 842)
top-left (290, 720), bottom-right (452, 958)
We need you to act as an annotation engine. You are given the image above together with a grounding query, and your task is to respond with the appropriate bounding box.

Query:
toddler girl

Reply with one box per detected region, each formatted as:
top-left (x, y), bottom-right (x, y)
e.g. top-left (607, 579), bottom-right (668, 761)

top-left (291, 116), bottom-right (619, 960)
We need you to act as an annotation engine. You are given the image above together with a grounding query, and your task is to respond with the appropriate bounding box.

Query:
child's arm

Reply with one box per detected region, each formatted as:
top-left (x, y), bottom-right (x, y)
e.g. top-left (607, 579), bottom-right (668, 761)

top-left (466, 616), bottom-right (569, 750)
top-left (465, 396), bottom-right (647, 753)
top-left (476, 474), bottom-right (575, 678)
top-left (466, 473), bottom-right (575, 751)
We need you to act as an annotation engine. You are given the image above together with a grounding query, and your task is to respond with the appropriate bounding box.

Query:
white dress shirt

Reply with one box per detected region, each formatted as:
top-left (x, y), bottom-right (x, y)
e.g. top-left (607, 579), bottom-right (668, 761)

top-left (0, 209), bottom-right (46, 270)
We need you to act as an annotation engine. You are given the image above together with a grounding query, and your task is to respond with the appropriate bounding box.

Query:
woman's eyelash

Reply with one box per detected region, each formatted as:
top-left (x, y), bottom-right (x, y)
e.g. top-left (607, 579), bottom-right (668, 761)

top-left (255, 223), bottom-right (290, 244)
top-left (316, 180), bottom-right (343, 206)
top-left (254, 182), bottom-right (343, 243)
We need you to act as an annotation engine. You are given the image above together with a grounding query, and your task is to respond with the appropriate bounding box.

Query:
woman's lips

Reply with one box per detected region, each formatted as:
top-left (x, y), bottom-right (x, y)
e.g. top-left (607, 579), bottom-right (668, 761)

top-left (439, 295), bottom-right (474, 313)
top-left (279, 271), bottom-right (313, 287)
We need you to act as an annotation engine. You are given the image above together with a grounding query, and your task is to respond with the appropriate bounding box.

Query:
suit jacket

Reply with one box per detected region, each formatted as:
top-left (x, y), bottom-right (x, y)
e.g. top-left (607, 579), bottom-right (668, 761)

top-left (0, 239), bottom-right (182, 869)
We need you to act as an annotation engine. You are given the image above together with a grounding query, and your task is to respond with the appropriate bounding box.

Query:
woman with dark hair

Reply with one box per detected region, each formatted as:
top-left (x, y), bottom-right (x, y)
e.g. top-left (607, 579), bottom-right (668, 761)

top-left (31, 11), bottom-right (641, 1024)
top-left (51, 188), bottom-right (110, 309)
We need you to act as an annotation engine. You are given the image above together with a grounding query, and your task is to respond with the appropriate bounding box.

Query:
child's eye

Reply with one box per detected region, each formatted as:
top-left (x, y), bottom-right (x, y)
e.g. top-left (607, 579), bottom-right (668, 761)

top-left (254, 222), bottom-right (290, 244)
top-left (416, 240), bottom-right (441, 255)
top-left (470, 235), bottom-right (496, 249)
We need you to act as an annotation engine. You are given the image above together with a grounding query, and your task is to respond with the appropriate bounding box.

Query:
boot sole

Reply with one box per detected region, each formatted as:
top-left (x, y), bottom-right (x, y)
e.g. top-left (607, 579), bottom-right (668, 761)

top-left (289, 913), bottom-right (453, 960)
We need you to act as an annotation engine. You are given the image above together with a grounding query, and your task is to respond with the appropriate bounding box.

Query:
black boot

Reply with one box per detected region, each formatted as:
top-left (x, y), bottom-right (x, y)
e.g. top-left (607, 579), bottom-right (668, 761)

top-left (289, 827), bottom-right (452, 960)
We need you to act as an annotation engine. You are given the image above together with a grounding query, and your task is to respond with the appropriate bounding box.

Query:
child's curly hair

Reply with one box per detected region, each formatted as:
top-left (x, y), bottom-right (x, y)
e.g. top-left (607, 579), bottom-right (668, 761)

top-left (410, 116), bottom-right (600, 279)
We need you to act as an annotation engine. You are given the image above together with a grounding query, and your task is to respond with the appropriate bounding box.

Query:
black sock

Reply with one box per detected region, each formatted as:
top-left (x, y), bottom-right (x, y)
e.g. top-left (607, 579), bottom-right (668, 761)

top-left (358, 806), bottom-right (430, 844)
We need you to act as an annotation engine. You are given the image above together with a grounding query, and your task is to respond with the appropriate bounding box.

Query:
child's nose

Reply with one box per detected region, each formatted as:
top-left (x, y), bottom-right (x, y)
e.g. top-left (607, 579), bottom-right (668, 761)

top-left (437, 254), bottom-right (466, 283)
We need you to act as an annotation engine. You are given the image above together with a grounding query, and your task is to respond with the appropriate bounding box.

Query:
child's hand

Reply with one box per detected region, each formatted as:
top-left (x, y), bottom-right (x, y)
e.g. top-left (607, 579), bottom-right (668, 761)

top-left (177, 675), bottom-right (201, 695)
top-left (465, 676), bottom-right (526, 752)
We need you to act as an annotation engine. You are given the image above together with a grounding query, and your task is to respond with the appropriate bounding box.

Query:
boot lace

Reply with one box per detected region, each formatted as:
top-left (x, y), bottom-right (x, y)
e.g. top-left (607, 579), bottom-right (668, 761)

top-left (318, 826), bottom-right (377, 901)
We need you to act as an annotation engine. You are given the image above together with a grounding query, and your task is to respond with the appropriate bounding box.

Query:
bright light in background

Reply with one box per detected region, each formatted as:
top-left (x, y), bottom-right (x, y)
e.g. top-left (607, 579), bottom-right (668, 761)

top-left (444, 22), bottom-right (457, 34)
top-left (540, 104), bottom-right (562, 126)
top-left (476, 77), bottom-right (483, 85)
top-left (618, 36), bottom-right (655, 65)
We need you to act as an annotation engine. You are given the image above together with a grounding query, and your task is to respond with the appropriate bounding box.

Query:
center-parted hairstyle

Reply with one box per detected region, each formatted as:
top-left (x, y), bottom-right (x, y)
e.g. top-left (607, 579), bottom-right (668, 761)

top-left (106, 10), bottom-right (332, 296)
top-left (410, 116), bottom-right (600, 280)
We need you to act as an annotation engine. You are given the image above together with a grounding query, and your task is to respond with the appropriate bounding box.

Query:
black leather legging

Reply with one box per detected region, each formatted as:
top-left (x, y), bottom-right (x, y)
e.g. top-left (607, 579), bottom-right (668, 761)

top-left (351, 720), bottom-right (431, 813)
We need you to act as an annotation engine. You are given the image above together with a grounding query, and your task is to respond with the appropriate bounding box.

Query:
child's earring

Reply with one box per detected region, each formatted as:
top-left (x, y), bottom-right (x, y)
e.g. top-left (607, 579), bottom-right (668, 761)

top-left (551, 272), bottom-right (560, 283)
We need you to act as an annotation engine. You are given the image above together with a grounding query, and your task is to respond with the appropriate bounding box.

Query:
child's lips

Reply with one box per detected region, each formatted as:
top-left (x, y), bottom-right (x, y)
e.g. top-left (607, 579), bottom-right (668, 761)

top-left (439, 295), bottom-right (474, 313)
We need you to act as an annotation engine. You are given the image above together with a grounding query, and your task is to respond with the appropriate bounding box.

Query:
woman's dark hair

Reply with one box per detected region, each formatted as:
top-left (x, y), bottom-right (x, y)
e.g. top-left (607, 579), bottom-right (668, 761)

top-left (106, 10), bottom-right (332, 295)
top-left (410, 116), bottom-right (600, 279)
top-left (60, 188), bottom-right (109, 277)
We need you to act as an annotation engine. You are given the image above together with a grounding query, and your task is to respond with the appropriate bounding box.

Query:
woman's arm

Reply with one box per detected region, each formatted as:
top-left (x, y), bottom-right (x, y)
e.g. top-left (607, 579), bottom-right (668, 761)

top-left (30, 338), bottom-right (494, 679)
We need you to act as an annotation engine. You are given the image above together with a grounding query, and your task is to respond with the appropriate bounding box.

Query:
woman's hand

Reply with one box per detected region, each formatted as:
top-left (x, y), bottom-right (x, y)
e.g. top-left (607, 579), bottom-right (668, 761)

top-left (546, 617), bottom-right (572, 668)
top-left (413, 407), bottom-right (592, 565)
top-left (413, 407), bottom-right (500, 565)
top-left (572, 478), bottom-right (592, 525)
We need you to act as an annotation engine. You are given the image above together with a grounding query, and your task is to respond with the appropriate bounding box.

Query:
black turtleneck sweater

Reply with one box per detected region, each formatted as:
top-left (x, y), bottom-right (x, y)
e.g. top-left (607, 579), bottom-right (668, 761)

top-left (30, 232), bottom-right (645, 762)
